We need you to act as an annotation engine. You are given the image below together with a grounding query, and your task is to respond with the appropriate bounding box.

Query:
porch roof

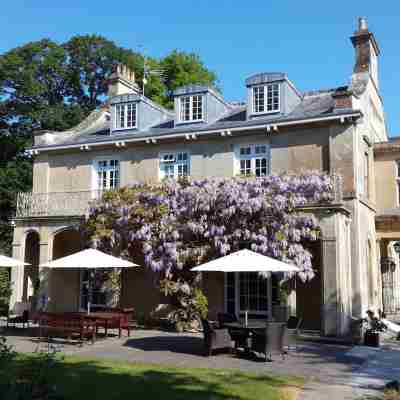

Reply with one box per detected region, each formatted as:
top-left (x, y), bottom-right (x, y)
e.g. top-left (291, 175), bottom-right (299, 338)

top-left (376, 210), bottom-right (400, 240)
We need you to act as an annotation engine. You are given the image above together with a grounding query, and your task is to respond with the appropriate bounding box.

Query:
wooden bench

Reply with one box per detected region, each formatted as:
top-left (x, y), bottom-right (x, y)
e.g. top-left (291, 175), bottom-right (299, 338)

top-left (37, 312), bottom-right (97, 343)
top-left (90, 307), bottom-right (136, 337)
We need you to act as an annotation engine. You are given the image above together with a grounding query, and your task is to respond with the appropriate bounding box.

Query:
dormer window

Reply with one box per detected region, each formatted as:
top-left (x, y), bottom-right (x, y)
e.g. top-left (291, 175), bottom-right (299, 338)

top-left (252, 83), bottom-right (280, 114)
top-left (115, 102), bottom-right (136, 130)
top-left (179, 95), bottom-right (203, 122)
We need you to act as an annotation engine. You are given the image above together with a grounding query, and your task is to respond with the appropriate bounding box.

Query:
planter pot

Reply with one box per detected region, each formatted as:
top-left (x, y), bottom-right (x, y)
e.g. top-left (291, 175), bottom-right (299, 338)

top-left (364, 330), bottom-right (380, 347)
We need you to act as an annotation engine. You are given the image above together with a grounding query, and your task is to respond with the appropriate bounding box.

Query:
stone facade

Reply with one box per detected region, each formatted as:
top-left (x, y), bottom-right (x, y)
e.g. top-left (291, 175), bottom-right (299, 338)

top-left (10, 18), bottom-right (390, 337)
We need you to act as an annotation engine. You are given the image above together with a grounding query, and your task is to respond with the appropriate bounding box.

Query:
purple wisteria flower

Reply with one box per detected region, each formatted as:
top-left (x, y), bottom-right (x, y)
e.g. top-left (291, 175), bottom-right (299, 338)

top-left (85, 172), bottom-right (335, 282)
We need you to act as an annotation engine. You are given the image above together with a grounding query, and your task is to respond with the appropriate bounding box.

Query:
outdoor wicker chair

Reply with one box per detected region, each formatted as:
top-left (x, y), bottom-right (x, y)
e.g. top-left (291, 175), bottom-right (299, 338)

top-left (7, 302), bottom-right (30, 329)
top-left (217, 312), bottom-right (248, 350)
top-left (250, 322), bottom-right (286, 362)
top-left (201, 318), bottom-right (233, 356)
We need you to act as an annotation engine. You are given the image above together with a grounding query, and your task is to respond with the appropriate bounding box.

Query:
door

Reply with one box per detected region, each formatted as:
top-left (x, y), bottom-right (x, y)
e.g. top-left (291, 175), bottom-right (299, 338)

top-left (296, 240), bottom-right (322, 331)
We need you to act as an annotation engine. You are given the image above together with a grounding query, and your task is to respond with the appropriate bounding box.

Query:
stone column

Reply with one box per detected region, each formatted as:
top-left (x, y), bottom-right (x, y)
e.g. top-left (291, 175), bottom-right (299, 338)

top-left (36, 226), bottom-right (51, 311)
top-left (319, 211), bottom-right (352, 336)
top-left (9, 240), bottom-right (24, 312)
top-left (321, 235), bottom-right (339, 336)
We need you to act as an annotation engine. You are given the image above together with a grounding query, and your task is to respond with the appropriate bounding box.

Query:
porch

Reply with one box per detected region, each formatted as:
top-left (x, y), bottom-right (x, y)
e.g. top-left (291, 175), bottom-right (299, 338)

top-left (376, 212), bottom-right (400, 319)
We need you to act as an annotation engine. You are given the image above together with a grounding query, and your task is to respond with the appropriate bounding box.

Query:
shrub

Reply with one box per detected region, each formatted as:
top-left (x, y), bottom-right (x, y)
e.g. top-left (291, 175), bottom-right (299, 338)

top-left (0, 336), bottom-right (64, 400)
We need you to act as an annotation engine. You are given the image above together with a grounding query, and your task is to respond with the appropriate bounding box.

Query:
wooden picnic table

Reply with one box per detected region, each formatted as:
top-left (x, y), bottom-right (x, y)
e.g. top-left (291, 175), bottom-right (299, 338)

top-left (83, 311), bottom-right (131, 338)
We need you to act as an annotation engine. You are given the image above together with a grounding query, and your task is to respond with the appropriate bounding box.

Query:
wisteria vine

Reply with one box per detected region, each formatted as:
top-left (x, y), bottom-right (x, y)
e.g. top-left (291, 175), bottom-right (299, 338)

top-left (84, 173), bottom-right (335, 282)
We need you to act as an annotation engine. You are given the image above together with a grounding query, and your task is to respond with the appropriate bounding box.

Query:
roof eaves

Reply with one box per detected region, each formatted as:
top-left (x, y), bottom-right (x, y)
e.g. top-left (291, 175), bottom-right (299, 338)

top-left (28, 110), bottom-right (362, 153)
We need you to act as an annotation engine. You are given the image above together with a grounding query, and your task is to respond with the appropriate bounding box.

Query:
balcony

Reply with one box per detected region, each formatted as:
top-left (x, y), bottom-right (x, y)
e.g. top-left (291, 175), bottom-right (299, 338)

top-left (15, 191), bottom-right (100, 218)
top-left (15, 175), bottom-right (343, 219)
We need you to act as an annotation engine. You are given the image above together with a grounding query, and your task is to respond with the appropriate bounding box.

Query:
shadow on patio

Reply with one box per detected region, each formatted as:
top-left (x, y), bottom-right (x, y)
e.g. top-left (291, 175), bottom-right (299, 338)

top-left (123, 334), bottom-right (205, 356)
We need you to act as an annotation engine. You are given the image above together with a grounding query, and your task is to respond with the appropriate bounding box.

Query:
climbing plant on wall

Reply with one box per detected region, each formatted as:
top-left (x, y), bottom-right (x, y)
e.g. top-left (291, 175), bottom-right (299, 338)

top-left (84, 173), bottom-right (334, 283)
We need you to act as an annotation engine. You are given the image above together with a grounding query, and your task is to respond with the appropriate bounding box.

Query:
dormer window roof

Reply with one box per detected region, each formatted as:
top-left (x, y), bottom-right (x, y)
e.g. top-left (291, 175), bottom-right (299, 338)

top-left (173, 84), bottom-right (230, 126)
top-left (245, 72), bottom-right (301, 119)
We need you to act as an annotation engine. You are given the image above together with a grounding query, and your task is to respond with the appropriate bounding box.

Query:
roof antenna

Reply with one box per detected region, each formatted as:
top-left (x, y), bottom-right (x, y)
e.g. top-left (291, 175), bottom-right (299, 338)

top-left (139, 45), bottom-right (166, 97)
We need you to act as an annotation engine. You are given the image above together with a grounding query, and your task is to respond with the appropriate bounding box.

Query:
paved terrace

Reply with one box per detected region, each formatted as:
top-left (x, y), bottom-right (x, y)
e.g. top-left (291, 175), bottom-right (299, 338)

top-left (2, 325), bottom-right (400, 400)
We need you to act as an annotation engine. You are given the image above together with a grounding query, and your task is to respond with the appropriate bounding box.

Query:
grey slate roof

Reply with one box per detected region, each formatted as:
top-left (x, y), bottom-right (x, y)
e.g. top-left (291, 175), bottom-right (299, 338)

top-left (32, 88), bottom-right (360, 150)
top-left (245, 72), bottom-right (286, 86)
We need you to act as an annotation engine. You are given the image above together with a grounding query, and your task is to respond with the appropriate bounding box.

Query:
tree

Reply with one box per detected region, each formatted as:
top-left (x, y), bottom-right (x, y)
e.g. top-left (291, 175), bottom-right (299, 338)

top-left (0, 39), bottom-right (78, 134)
top-left (64, 35), bottom-right (145, 110)
top-left (0, 36), bottom-right (219, 260)
top-left (160, 50), bottom-right (218, 107)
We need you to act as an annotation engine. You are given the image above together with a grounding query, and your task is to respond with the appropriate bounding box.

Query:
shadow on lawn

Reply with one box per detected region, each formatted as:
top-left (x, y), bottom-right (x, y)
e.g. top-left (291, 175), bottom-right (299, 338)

top-left (28, 356), bottom-right (295, 400)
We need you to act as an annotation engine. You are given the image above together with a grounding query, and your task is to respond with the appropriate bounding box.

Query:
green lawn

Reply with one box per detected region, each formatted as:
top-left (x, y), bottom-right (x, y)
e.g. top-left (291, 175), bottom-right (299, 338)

top-left (18, 355), bottom-right (304, 400)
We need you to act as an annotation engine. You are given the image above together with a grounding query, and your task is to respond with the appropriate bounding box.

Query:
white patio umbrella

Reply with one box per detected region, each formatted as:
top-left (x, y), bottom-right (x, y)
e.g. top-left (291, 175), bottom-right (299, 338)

top-left (191, 249), bottom-right (300, 273)
top-left (40, 248), bottom-right (139, 313)
top-left (40, 248), bottom-right (137, 269)
top-left (191, 249), bottom-right (299, 325)
top-left (0, 254), bottom-right (30, 267)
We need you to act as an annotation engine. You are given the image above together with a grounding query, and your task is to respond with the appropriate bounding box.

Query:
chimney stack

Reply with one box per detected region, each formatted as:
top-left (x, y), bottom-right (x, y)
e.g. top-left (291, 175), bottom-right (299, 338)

top-left (107, 64), bottom-right (140, 97)
top-left (350, 17), bottom-right (380, 87)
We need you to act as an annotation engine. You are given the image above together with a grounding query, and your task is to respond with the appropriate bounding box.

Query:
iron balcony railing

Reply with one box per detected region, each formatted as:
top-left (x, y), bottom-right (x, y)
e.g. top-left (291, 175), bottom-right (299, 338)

top-left (15, 175), bottom-right (343, 219)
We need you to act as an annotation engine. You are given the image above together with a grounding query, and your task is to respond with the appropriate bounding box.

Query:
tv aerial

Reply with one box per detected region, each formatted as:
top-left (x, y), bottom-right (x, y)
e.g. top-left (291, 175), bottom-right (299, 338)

top-left (139, 45), bottom-right (166, 96)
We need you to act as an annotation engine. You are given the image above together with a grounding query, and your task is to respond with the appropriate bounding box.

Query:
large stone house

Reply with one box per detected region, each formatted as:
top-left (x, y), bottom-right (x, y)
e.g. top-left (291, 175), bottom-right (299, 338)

top-left (10, 18), bottom-right (389, 337)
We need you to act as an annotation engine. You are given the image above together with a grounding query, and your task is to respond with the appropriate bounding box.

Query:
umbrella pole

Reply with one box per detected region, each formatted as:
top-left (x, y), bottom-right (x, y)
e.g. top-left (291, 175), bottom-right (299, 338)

top-left (87, 269), bottom-right (94, 315)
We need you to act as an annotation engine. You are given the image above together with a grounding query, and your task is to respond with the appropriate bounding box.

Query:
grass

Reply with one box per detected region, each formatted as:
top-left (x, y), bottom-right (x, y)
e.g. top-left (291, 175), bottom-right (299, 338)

top-left (15, 354), bottom-right (304, 400)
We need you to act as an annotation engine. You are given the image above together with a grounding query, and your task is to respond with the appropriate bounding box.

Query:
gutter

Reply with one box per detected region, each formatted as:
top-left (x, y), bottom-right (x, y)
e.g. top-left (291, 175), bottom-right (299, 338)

top-left (28, 111), bottom-right (362, 153)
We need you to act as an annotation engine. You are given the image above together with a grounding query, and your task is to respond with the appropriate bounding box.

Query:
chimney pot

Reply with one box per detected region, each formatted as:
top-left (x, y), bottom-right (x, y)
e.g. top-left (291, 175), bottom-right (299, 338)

top-left (358, 17), bottom-right (368, 31)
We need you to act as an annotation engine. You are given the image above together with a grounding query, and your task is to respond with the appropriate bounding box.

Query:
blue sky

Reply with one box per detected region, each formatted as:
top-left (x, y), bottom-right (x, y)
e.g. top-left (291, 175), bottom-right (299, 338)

top-left (1, 1), bottom-right (399, 135)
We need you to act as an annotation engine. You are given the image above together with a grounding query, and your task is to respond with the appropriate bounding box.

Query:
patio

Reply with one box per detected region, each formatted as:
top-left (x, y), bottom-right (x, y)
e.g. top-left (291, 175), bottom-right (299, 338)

top-left (1, 324), bottom-right (360, 381)
top-left (4, 324), bottom-right (400, 399)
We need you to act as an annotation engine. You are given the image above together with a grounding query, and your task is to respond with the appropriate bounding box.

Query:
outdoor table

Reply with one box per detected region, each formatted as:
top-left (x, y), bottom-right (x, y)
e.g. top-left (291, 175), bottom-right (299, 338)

top-left (224, 321), bottom-right (268, 330)
top-left (83, 312), bottom-right (124, 337)
top-left (224, 320), bottom-right (268, 353)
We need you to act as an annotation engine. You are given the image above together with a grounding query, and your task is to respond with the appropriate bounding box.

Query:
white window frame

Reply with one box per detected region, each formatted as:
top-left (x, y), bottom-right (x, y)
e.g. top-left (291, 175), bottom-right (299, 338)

top-left (92, 157), bottom-right (121, 196)
top-left (234, 143), bottom-right (270, 177)
top-left (114, 102), bottom-right (137, 131)
top-left (159, 151), bottom-right (190, 180)
top-left (178, 95), bottom-right (204, 123)
top-left (252, 83), bottom-right (280, 115)
top-left (224, 272), bottom-right (271, 317)
top-left (79, 270), bottom-right (109, 312)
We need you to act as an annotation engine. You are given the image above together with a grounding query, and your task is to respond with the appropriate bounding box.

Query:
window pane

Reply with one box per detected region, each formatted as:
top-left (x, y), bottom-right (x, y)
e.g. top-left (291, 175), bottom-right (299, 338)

top-left (180, 96), bottom-right (191, 121)
top-left (116, 104), bottom-right (125, 129)
top-left (240, 147), bottom-right (251, 156)
top-left (255, 145), bottom-right (266, 154)
top-left (253, 86), bottom-right (265, 113)
top-left (160, 153), bottom-right (189, 180)
top-left (192, 95), bottom-right (203, 120)
top-left (163, 164), bottom-right (175, 178)
top-left (255, 157), bottom-right (268, 177)
top-left (239, 272), bottom-right (268, 313)
top-left (97, 159), bottom-right (119, 190)
top-left (266, 84), bottom-right (280, 112)
top-left (240, 159), bottom-right (252, 176)
top-left (126, 103), bottom-right (136, 128)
